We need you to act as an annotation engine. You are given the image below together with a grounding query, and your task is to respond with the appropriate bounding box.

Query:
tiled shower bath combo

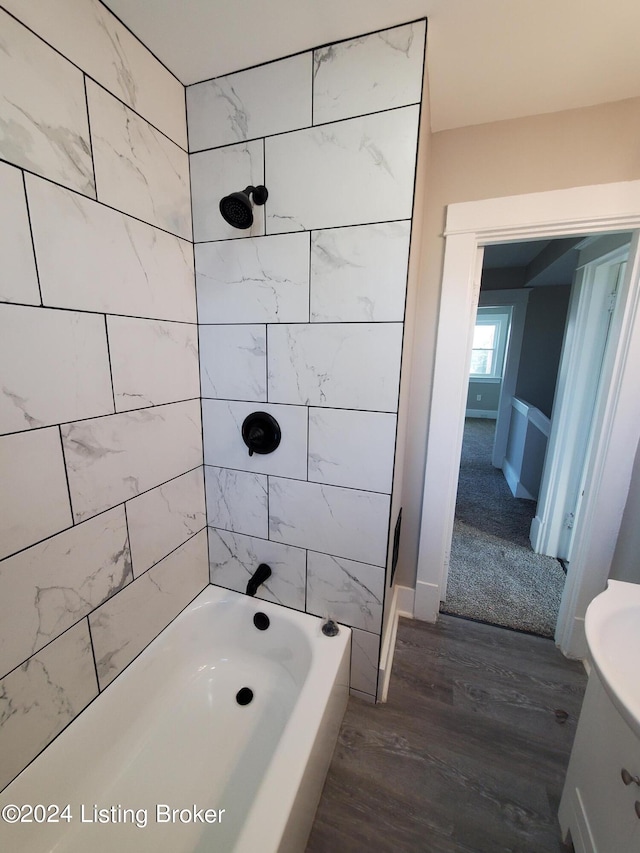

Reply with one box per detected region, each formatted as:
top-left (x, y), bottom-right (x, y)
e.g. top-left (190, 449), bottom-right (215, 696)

top-left (192, 21), bottom-right (425, 700)
top-left (0, 1), bottom-right (425, 847)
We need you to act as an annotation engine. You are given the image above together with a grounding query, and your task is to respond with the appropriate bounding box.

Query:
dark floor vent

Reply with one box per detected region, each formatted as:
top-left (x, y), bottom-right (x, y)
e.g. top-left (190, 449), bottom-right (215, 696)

top-left (390, 508), bottom-right (402, 587)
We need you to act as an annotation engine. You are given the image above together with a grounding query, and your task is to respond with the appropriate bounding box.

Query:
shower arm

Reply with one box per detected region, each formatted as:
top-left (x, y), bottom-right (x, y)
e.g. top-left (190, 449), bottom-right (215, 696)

top-left (244, 185), bottom-right (268, 206)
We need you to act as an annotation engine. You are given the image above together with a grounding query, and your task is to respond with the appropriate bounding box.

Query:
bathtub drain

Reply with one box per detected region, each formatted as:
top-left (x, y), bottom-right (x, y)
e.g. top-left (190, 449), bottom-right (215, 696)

top-left (253, 612), bottom-right (270, 630)
top-left (236, 687), bottom-right (254, 706)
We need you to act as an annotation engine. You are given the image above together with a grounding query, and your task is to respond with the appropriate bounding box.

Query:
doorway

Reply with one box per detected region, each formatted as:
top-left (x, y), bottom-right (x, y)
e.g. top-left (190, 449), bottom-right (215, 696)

top-left (414, 179), bottom-right (640, 658)
top-left (441, 237), bottom-right (576, 636)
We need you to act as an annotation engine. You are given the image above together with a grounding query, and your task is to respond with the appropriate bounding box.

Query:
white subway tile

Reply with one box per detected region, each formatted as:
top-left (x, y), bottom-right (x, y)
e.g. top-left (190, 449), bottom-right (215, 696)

top-left (0, 506), bottom-right (131, 678)
top-left (87, 81), bottom-right (192, 240)
top-left (309, 408), bottom-right (396, 493)
top-left (89, 530), bottom-right (208, 689)
top-left (61, 400), bottom-right (203, 522)
top-left (208, 528), bottom-right (306, 610)
top-left (27, 175), bottom-right (196, 322)
top-left (108, 316), bottom-right (200, 412)
top-left (203, 399), bottom-right (307, 480)
top-left (0, 621), bottom-right (98, 792)
top-left (199, 325), bottom-right (267, 402)
top-left (313, 22), bottom-right (425, 124)
top-left (205, 466), bottom-right (268, 539)
top-left (350, 627), bottom-right (380, 694)
top-left (269, 478), bottom-right (390, 566)
top-left (187, 53), bottom-right (312, 150)
top-left (191, 141), bottom-right (265, 242)
top-left (195, 233), bottom-right (310, 324)
top-left (0, 428), bottom-right (72, 561)
top-left (310, 222), bottom-right (410, 322)
top-left (0, 305), bottom-right (113, 434)
top-left (268, 323), bottom-right (403, 411)
top-left (127, 468), bottom-right (206, 577)
top-left (307, 551), bottom-right (384, 633)
top-left (2, 0), bottom-right (187, 147)
top-left (265, 107), bottom-right (420, 233)
top-left (0, 161), bottom-right (40, 306)
top-left (0, 9), bottom-right (94, 197)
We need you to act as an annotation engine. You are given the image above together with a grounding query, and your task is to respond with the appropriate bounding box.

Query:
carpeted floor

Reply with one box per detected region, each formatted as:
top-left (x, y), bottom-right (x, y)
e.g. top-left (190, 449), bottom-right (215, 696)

top-left (455, 418), bottom-right (535, 548)
top-left (440, 418), bottom-right (565, 638)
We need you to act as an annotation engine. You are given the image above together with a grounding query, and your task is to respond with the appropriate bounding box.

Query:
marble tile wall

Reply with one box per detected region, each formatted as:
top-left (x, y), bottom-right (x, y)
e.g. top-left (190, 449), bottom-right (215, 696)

top-left (86, 80), bottom-right (192, 240)
top-left (0, 2), bottom-right (206, 792)
top-left (189, 19), bottom-right (426, 699)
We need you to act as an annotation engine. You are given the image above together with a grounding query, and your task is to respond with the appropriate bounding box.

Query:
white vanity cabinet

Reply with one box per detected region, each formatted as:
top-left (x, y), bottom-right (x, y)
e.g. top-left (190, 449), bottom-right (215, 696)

top-left (559, 670), bottom-right (640, 852)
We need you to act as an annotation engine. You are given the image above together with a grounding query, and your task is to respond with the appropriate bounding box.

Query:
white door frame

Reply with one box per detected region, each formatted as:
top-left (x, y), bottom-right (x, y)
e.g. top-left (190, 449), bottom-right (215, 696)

top-left (414, 179), bottom-right (640, 658)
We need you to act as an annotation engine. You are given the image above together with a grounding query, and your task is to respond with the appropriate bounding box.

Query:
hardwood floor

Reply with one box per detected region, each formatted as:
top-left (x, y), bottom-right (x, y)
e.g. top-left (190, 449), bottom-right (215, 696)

top-left (306, 615), bottom-right (587, 853)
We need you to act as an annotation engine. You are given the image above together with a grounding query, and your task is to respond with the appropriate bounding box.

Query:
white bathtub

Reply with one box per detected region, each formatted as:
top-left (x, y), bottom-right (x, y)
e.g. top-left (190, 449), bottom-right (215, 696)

top-left (0, 585), bottom-right (351, 852)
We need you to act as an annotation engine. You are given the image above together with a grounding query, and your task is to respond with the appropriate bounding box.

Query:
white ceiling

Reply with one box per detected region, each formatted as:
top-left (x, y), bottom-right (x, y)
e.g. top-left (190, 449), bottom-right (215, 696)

top-left (103, 0), bottom-right (640, 132)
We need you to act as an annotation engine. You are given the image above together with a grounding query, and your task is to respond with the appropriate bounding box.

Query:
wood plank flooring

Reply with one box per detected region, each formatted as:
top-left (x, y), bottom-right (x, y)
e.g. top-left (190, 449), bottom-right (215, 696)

top-left (306, 615), bottom-right (587, 853)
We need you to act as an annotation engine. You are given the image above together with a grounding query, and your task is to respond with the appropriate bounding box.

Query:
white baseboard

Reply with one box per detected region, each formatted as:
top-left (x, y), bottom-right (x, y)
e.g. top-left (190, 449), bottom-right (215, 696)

top-left (396, 584), bottom-right (415, 618)
top-left (502, 459), bottom-right (536, 501)
top-left (465, 409), bottom-right (498, 419)
top-left (529, 514), bottom-right (542, 548)
top-left (377, 585), bottom-right (416, 703)
top-left (414, 579), bottom-right (440, 623)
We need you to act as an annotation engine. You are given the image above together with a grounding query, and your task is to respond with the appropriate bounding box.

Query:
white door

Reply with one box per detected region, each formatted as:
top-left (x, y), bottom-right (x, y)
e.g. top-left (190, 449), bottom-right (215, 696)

top-left (530, 236), bottom-right (630, 560)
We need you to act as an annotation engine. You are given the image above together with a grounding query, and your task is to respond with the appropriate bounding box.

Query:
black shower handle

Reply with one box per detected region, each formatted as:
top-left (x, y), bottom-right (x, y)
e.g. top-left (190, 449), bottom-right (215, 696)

top-left (242, 412), bottom-right (281, 457)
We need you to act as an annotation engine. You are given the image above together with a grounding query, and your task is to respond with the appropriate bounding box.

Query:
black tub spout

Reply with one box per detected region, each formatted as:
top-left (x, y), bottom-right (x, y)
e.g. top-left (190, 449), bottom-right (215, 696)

top-left (246, 563), bottom-right (272, 596)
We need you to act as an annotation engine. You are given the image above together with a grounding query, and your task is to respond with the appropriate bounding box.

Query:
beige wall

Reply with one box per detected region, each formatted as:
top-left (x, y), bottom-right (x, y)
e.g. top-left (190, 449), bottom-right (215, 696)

top-left (398, 95), bottom-right (640, 588)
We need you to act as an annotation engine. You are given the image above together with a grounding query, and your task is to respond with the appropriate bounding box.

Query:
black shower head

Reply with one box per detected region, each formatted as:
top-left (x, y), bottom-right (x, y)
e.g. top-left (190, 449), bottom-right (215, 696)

top-left (219, 185), bottom-right (268, 229)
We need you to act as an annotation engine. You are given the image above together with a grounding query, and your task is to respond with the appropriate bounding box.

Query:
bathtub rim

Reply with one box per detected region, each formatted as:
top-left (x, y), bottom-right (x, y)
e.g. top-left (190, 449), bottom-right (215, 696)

top-left (231, 591), bottom-right (351, 852)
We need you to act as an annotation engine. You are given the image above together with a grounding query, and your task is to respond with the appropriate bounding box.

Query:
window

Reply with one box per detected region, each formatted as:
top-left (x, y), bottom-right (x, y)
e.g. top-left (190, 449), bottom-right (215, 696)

top-left (469, 308), bottom-right (511, 380)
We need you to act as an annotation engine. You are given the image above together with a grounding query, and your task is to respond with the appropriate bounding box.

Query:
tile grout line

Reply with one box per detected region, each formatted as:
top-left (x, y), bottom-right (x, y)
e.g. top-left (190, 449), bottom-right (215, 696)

top-left (94, 0), bottom-right (184, 87)
top-left (203, 463), bottom-right (392, 496)
top-left (265, 322), bottom-right (269, 403)
top-left (85, 615), bottom-right (101, 694)
top-left (122, 500), bottom-right (134, 578)
top-left (184, 77), bottom-right (211, 574)
top-left (193, 216), bottom-right (412, 245)
top-left (307, 229), bottom-right (312, 322)
top-left (0, 464), bottom-right (204, 567)
top-left (189, 101), bottom-right (422, 155)
top-left (1, 5), bottom-right (187, 152)
top-left (306, 405), bottom-right (310, 482)
top-left (205, 521), bottom-right (387, 570)
top-left (57, 424), bottom-right (76, 526)
top-left (83, 74), bottom-right (99, 199)
top-left (103, 314), bottom-right (118, 413)
top-left (89, 76), bottom-right (189, 155)
top-left (20, 170), bottom-right (44, 306)
top-left (0, 299), bottom-right (199, 326)
top-left (0, 396), bottom-right (202, 440)
top-left (0, 153), bottom-right (192, 244)
top-left (266, 474), bottom-right (270, 542)
top-left (186, 17), bottom-right (426, 90)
